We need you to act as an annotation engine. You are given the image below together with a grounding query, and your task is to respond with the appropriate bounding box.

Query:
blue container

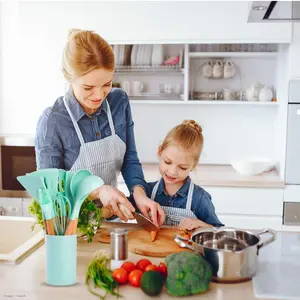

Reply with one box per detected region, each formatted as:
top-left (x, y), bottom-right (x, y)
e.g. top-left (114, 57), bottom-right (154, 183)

top-left (45, 234), bottom-right (77, 286)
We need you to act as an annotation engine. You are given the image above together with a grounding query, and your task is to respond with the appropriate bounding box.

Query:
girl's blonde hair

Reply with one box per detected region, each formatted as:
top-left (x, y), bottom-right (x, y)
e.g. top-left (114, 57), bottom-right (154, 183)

top-left (158, 120), bottom-right (204, 168)
top-left (62, 28), bottom-right (115, 82)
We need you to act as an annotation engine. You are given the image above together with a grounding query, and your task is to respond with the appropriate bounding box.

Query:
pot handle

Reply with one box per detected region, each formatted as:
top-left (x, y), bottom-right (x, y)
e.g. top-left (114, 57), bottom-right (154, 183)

top-left (257, 228), bottom-right (276, 250)
top-left (174, 234), bottom-right (196, 251)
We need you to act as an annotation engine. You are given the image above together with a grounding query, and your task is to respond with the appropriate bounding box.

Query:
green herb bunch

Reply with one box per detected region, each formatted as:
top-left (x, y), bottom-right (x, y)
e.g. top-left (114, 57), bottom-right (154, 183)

top-left (86, 251), bottom-right (122, 300)
top-left (27, 197), bottom-right (102, 242)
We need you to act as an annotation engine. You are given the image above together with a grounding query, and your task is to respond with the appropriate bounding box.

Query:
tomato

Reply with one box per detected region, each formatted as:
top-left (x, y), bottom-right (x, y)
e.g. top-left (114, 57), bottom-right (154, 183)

top-left (144, 264), bottom-right (159, 272)
top-left (128, 269), bottom-right (143, 287)
top-left (112, 268), bottom-right (128, 284)
top-left (157, 262), bottom-right (168, 277)
top-left (136, 259), bottom-right (152, 272)
top-left (121, 261), bottom-right (136, 274)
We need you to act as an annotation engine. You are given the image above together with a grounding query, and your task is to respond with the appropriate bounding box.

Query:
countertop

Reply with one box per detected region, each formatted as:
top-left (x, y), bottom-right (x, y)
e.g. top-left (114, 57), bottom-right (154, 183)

top-left (0, 222), bottom-right (272, 300)
top-left (118, 163), bottom-right (284, 188)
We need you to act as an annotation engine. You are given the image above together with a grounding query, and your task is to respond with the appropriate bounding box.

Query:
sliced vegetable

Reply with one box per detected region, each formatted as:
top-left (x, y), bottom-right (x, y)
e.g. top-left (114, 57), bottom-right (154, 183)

top-left (128, 270), bottom-right (143, 287)
top-left (85, 251), bottom-right (122, 300)
top-left (150, 230), bottom-right (158, 242)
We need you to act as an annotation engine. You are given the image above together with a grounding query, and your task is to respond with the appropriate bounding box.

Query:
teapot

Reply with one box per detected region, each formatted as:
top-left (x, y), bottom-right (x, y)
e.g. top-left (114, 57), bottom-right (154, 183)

top-left (245, 83), bottom-right (263, 101)
top-left (259, 86), bottom-right (273, 102)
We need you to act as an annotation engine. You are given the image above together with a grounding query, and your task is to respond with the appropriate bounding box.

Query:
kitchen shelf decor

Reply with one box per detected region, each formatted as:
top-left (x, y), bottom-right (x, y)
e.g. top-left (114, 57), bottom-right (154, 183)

top-left (190, 58), bottom-right (243, 101)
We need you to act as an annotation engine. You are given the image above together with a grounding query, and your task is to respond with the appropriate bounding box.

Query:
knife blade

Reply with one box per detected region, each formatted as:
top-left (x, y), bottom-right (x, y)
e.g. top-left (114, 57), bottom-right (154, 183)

top-left (132, 211), bottom-right (159, 232)
top-left (118, 203), bottom-right (159, 232)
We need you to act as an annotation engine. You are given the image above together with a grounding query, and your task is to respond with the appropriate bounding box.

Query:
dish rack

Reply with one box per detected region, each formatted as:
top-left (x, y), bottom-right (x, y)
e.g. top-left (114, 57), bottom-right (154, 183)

top-left (115, 65), bottom-right (183, 73)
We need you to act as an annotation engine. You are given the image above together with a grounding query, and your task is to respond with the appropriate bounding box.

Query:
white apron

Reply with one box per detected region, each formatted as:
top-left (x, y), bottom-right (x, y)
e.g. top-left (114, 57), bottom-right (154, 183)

top-left (151, 178), bottom-right (198, 226)
top-left (63, 96), bottom-right (126, 187)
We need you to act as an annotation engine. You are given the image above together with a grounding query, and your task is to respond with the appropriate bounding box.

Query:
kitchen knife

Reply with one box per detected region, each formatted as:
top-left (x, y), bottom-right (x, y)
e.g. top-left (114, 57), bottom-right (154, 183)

top-left (118, 203), bottom-right (159, 232)
top-left (132, 212), bottom-right (159, 232)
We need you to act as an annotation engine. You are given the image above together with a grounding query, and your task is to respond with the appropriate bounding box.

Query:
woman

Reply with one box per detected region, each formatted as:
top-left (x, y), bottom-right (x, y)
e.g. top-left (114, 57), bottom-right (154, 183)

top-left (34, 29), bottom-right (165, 226)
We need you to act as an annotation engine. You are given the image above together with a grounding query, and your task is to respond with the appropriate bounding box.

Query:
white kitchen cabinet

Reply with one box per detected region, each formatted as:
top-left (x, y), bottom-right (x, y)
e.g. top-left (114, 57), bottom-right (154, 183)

top-left (22, 198), bottom-right (32, 217)
top-left (19, 1), bottom-right (292, 44)
top-left (217, 214), bottom-right (283, 231)
top-left (204, 186), bottom-right (284, 216)
top-left (284, 185), bottom-right (300, 203)
top-left (0, 197), bottom-right (23, 217)
top-left (203, 186), bottom-right (284, 230)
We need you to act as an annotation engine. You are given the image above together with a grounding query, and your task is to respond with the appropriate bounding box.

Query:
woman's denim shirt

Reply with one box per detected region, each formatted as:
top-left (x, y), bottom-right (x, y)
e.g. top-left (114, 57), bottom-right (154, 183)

top-left (35, 87), bottom-right (148, 193)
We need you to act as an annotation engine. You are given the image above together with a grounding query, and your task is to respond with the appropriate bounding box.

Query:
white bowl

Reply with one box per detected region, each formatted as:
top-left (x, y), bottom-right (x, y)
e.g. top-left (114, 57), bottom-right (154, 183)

top-left (230, 158), bottom-right (275, 176)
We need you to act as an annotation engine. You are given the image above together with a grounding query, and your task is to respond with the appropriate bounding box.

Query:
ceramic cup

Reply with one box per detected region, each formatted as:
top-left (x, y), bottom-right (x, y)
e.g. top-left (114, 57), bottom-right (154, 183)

top-left (202, 61), bottom-right (213, 78)
top-left (131, 81), bottom-right (144, 96)
top-left (45, 234), bottom-right (77, 286)
top-left (213, 60), bottom-right (223, 78)
top-left (120, 81), bottom-right (131, 95)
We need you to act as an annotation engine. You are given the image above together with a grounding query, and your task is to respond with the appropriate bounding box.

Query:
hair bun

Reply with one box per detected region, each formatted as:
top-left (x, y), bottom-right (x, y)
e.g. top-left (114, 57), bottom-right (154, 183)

top-left (182, 120), bottom-right (203, 134)
top-left (68, 28), bottom-right (83, 40)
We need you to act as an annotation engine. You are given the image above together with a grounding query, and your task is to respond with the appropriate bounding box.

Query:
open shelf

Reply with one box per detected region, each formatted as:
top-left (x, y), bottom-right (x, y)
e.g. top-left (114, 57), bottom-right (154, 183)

top-left (115, 65), bottom-right (184, 74)
top-left (189, 52), bottom-right (279, 58)
top-left (187, 100), bottom-right (278, 105)
top-left (130, 100), bottom-right (278, 105)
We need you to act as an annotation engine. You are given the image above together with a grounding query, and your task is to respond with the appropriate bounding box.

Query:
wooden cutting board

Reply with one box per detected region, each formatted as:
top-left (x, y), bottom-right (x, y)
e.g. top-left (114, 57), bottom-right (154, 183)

top-left (127, 228), bottom-right (191, 258)
top-left (97, 228), bottom-right (111, 244)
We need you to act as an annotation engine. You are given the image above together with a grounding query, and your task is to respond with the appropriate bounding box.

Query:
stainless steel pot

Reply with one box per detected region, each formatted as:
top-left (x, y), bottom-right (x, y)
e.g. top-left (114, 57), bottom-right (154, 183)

top-left (174, 227), bottom-right (276, 283)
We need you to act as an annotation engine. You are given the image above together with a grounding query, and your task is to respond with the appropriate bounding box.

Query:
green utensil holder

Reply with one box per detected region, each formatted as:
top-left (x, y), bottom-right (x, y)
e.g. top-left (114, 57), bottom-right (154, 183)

top-left (45, 234), bottom-right (77, 286)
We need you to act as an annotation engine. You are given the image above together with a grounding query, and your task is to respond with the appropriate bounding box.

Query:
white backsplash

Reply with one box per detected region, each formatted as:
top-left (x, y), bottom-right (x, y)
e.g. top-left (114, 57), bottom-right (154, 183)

top-left (131, 104), bottom-right (277, 164)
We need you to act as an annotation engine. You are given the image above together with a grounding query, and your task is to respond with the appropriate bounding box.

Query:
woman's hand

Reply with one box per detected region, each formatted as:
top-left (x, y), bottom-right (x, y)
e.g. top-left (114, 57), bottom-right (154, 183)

top-left (178, 218), bottom-right (213, 231)
top-left (90, 185), bottom-right (135, 222)
top-left (133, 186), bottom-right (166, 227)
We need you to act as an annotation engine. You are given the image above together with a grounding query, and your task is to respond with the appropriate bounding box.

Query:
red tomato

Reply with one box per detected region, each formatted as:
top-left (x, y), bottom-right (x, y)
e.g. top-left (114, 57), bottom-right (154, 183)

top-left (136, 259), bottom-right (152, 272)
top-left (112, 268), bottom-right (128, 284)
top-left (157, 262), bottom-right (168, 277)
top-left (144, 264), bottom-right (159, 272)
top-left (121, 261), bottom-right (136, 274)
top-left (128, 270), bottom-right (143, 287)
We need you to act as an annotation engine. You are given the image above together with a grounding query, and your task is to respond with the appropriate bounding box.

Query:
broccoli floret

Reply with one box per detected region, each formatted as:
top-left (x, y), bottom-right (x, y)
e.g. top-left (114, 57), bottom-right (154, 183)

top-left (165, 251), bottom-right (213, 297)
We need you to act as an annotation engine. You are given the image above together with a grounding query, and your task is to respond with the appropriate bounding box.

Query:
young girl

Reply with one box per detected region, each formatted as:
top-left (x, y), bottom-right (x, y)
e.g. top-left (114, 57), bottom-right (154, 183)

top-left (147, 120), bottom-right (224, 230)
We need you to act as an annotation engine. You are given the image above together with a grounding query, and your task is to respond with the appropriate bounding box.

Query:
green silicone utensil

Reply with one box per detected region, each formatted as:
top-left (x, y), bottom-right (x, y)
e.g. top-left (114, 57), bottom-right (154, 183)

top-left (70, 169), bottom-right (92, 199)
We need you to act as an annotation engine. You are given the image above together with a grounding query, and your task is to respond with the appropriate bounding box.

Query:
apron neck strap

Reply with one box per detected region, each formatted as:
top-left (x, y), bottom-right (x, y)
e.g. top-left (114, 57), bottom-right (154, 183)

top-left (63, 96), bottom-right (85, 146)
top-left (105, 100), bottom-right (115, 135)
top-left (151, 179), bottom-right (161, 200)
top-left (151, 178), bottom-right (194, 210)
top-left (185, 180), bottom-right (194, 210)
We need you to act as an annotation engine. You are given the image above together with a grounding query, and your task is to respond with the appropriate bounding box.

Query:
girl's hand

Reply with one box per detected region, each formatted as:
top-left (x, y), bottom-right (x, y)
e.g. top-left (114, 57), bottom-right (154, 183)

top-left (133, 186), bottom-right (166, 227)
top-left (178, 218), bottom-right (213, 231)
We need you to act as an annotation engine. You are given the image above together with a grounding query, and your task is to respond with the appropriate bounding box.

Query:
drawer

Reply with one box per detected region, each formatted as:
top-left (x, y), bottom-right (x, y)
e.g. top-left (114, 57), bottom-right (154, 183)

top-left (218, 214), bottom-right (283, 230)
top-left (284, 185), bottom-right (300, 202)
top-left (203, 186), bottom-right (284, 216)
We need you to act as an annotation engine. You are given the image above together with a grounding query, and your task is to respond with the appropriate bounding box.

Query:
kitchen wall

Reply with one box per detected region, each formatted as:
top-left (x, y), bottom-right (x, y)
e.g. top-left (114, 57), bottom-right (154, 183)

top-left (0, 1), bottom-right (292, 167)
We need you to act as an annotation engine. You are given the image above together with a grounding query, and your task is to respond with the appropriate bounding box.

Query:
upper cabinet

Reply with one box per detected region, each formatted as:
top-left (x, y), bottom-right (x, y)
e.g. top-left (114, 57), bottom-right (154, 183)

top-left (18, 1), bottom-right (292, 44)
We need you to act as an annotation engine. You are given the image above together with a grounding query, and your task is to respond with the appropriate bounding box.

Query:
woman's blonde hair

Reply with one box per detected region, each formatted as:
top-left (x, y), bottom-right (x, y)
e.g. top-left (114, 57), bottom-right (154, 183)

top-left (62, 28), bottom-right (115, 82)
top-left (158, 120), bottom-right (204, 168)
